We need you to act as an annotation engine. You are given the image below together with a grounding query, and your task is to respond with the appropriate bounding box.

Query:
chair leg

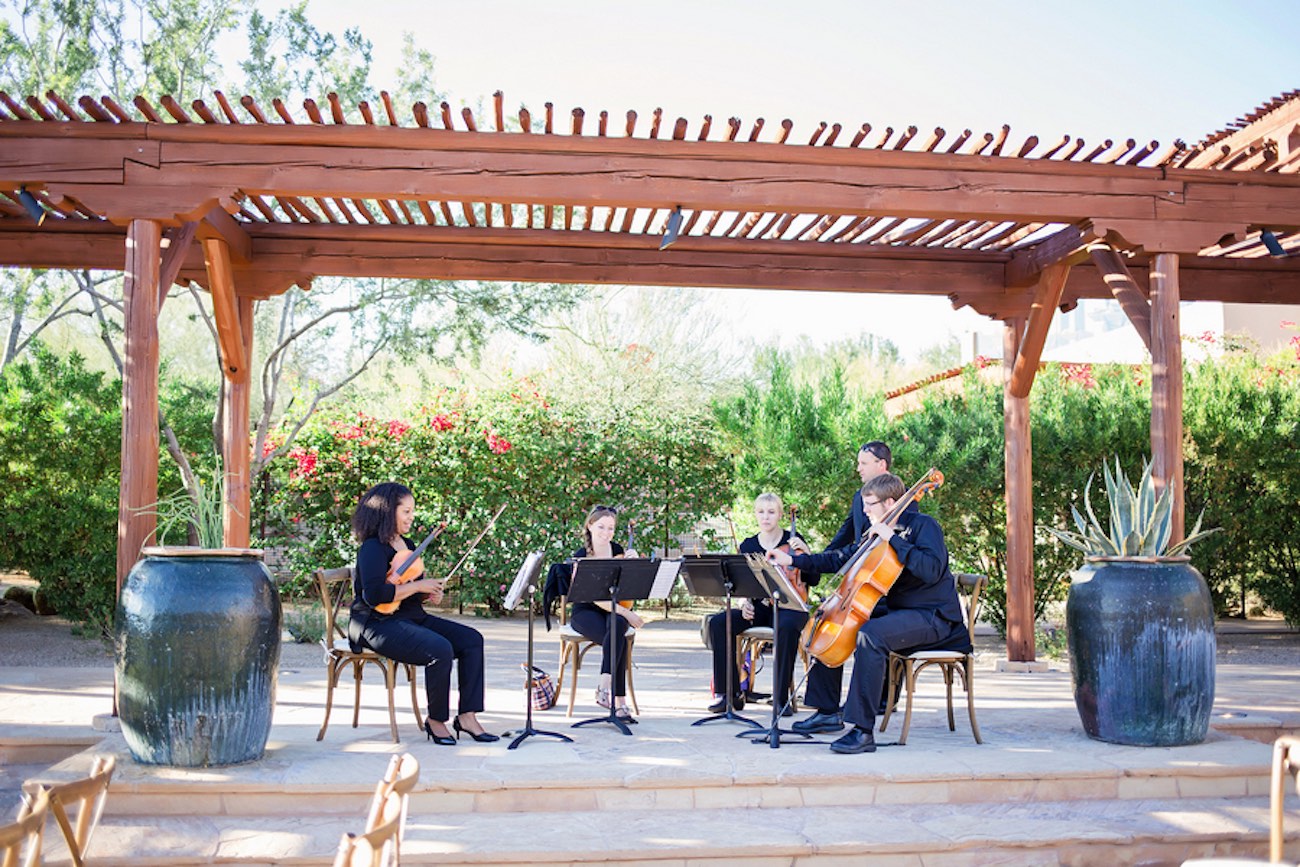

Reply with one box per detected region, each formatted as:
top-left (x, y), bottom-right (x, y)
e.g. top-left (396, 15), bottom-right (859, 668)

top-left (351, 659), bottom-right (366, 729)
top-left (566, 643), bottom-right (582, 718)
top-left (405, 664), bottom-right (423, 731)
top-left (898, 659), bottom-right (919, 745)
top-left (944, 665), bottom-right (957, 731)
top-left (381, 660), bottom-right (400, 744)
top-left (879, 655), bottom-right (901, 733)
top-left (625, 638), bottom-right (639, 716)
top-left (964, 659), bottom-right (983, 744)
top-left (318, 659), bottom-right (341, 741)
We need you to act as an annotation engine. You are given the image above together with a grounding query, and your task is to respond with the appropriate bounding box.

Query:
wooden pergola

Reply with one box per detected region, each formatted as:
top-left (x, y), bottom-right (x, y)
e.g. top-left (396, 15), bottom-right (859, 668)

top-left (3, 87), bottom-right (1299, 661)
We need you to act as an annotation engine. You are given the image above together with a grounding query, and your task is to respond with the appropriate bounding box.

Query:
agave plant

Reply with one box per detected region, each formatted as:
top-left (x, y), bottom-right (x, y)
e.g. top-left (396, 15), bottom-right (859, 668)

top-left (1044, 457), bottom-right (1220, 558)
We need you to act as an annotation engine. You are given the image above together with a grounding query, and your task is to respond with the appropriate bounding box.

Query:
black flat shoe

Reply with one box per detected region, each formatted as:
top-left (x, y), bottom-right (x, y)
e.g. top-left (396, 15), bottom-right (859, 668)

top-left (453, 717), bottom-right (500, 743)
top-left (423, 719), bottom-right (456, 746)
top-left (830, 726), bottom-right (877, 755)
top-left (791, 710), bottom-right (845, 734)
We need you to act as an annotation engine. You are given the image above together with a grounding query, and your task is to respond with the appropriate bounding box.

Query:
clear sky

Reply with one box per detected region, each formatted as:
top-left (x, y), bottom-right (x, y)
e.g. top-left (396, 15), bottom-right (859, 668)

top-left (205, 1), bottom-right (1300, 358)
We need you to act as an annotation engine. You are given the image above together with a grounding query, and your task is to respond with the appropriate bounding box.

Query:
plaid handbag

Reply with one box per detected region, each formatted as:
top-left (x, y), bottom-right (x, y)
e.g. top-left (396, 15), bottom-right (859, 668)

top-left (523, 664), bottom-right (556, 711)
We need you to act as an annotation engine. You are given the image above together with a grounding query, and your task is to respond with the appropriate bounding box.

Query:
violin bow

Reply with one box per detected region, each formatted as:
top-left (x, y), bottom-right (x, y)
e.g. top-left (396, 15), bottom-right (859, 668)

top-left (440, 503), bottom-right (508, 588)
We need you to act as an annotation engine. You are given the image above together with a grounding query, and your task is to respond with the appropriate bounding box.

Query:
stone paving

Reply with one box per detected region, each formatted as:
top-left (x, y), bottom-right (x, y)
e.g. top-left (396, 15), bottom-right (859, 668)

top-left (1, 615), bottom-right (1299, 864)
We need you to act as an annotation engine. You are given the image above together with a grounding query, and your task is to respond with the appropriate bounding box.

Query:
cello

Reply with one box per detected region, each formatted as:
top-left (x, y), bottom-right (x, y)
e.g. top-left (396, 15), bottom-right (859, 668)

top-left (800, 468), bottom-right (944, 668)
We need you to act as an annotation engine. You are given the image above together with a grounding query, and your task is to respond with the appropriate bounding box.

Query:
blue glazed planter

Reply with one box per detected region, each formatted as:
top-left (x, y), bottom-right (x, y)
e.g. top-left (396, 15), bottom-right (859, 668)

top-left (1065, 557), bottom-right (1215, 747)
top-left (115, 548), bottom-right (281, 766)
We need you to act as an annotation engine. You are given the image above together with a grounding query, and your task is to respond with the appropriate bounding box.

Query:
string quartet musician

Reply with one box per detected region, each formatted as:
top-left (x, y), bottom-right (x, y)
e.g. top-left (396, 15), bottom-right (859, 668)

top-left (705, 493), bottom-right (820, 715)
top-left (349, 482), bottom-right (499, 745)
top-left (561, 505), bottom-right (642, 723)
top-left (770, 472), bottom-right (968, 754)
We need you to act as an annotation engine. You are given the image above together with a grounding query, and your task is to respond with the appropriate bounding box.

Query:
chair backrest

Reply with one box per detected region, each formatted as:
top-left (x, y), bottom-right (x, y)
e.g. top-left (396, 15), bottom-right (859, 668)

top-left (364, 753), bottom-right (419, 834)
top-left (316, 566), bottom-right (356, 648)
top-left (1271, 734), bottom-right (1300, 862)
top-left (332, 789), bottom-right (403, 867)
top-left (21, 755), bottom-right (115, 867)
top-left (954, 573), bottom-right (988, 645)
top-left (0, 787), bottom-right (48, 867)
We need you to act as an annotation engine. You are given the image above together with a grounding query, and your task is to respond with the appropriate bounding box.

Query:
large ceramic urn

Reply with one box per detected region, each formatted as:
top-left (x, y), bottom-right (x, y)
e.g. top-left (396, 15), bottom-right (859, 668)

top-left (1065, 556), bottom-right (1215, 747)
top-left (115, 547), bottom-right (281, 766)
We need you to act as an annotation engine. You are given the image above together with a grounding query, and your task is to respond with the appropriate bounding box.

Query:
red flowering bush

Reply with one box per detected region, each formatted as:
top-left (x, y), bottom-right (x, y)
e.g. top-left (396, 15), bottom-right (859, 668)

top-left (265, 376), bottom-right (732, 610)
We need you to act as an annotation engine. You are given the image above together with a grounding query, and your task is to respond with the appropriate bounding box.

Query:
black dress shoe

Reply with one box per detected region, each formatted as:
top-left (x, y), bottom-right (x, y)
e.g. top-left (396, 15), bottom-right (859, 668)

top-left (791, 710), bottom-right (845, 734)
top-left (830, 726), bottom-right (877, 754)
top-left (780, 703), bottom-right (796, 718)
top-left (707, 693), bottom-right (745, 714)
top-left (453, 718), bottom-right (500, 743)
top-left (423, 719), bottom-right (456, 746)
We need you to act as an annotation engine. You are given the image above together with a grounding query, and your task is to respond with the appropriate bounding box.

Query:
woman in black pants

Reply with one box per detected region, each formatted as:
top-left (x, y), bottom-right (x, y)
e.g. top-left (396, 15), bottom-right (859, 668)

top-left (568, 505), bottom-right (642, 722)
top-left (348, 482), bottom-right (498, 745)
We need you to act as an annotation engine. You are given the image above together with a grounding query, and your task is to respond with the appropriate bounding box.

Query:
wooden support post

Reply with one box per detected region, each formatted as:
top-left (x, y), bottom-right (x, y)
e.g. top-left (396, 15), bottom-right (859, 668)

top-left (117, 219), bottom-right (162, 589)
top-left (1149, 252), bottom-right (1185, 544)
top-left (1009, 264), bottom-right (1068, 399)
top-left (201, 237), bottom-right (248, 379)
top-left (222, 295), bottom-right (254, 547)
top-left (1088, 244), bottom-right (1153, 353)
top-left (1003, 317), bottom-right (1036, 662)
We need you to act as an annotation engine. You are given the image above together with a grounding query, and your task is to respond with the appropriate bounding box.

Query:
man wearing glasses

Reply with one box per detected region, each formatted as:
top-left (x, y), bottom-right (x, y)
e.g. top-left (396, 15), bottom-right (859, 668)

top-left (772, 469), bottom-right (967, 754)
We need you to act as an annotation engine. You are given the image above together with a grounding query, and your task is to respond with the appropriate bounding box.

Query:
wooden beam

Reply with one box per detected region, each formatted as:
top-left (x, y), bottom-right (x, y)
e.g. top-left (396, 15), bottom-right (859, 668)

top-left (1149, 253), bottom-right (1185, 544)
top-left (1088, 217), bottom-right (1246, 254)
top-left (1005, 224), bottom-right (1098, 287)
top-left (8, 127), bottom-right (1299, 228)
top-left (157, 220), bottom-right (198, 310)
top-left (222, 295), bottom-right (254, 548)
top-left (1008, 263), bottom-right (1068, 399)
top-left (201, 236), bottom-right (248, 381)
top-left (198, 203), bottom-right (253, 264)
top-left (1087, 244), bottom-right (1153, 352)
top-left (117, 219), bottom-right (161, 589)
top-left (1002, 317), bottom-right (1036, 663)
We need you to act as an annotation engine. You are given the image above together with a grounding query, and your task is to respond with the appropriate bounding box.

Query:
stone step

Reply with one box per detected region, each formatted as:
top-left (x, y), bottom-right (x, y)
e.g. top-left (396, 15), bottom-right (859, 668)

top-left (95, 757), bottom-right (1270, 818)
top-left (60, 796), bottom-right (1282, 866)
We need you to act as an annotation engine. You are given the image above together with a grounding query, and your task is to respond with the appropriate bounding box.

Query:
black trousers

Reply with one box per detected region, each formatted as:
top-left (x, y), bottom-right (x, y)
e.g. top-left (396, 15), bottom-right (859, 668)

top-left (569, 605), bottom-right (631, 696)
top-left (351, 611), bottom-right (486, 722)
top-left (707, 602), bottom-right (808, 707)
top-left (805, 608), bottom-right (963, 730)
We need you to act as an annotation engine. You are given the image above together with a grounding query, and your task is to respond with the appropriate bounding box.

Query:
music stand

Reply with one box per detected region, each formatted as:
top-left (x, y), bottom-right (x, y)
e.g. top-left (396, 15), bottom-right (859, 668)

top-left (682, 554), bottom-right (765, 728)
top-left (567, 556), bottom-right (681, 735)
top-left (742, 554), bottom-right (817, 749)
top-left (501, 552), bottom-right (573, 750)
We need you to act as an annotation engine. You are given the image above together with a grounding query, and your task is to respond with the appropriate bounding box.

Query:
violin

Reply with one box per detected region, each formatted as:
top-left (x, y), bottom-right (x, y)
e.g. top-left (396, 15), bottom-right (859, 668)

top-left (800, 469), bottom-right (944, 668)
top-left (374, 522), bottom-right (448, 615)
top-left (618, 519), bottom-right (637, 609)
top-left (775, 505), bottom-right (809, 604)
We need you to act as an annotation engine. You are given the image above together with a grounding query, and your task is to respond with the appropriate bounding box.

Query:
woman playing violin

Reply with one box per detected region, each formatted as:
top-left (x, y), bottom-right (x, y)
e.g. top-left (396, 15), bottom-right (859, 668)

top-left (349, 482), bottom-right (498, 745)
top-left (705, 493), bottom-right (819, 715)
top-left (770, 473), bottom-right (967, 754)
top-left (568, 505), bottom-right (641, 723)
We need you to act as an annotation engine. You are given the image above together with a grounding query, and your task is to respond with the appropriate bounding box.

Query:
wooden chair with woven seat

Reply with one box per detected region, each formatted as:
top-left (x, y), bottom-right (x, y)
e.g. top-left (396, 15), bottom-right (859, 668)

top-left (0, 787), bottom-right (48, 867)
top-left (553, 595), bottom-right (638, 717)
top-left (878, 572), bottom-right (987, 745)
top-left (1180, 733), bottom-right (1300, 865)
top-left (316, 567), bottom-right (423, 743)
top-left (20, 754), bottom-right (115, 867)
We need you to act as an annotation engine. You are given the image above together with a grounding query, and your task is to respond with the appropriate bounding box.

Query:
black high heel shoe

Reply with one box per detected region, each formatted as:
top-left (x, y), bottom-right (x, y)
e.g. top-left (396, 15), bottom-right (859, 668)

top-left (423, 719), bottom-right (456, 746)
top-left (452, 717), bottom-right (500, 743)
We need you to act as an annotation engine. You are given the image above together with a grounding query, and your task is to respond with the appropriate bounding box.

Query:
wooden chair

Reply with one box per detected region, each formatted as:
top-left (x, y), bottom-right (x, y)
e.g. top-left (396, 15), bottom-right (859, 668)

top-left (879, 572), bottom-right (986, 745)
top-left (316, 567), bottom-right (423, 743)
top-left (0, 787), bottom-right (48, 867)
top-left (1180, 734), bottom-right (1300, 865)
top-left (364, 754), bottom-right (418, 866)
top-left (20, 755), bottom-right (115, 867)
top-left (553, 596), bottom-right (638, 716)
top-left (331, 789), bottom-right (404, 867)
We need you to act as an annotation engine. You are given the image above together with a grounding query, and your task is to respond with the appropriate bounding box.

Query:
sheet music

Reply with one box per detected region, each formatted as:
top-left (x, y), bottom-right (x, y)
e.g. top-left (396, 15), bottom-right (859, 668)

top-left (503, 551), bottom-right (544, 611)
top-left (649, 559), bottom-right (681, 600)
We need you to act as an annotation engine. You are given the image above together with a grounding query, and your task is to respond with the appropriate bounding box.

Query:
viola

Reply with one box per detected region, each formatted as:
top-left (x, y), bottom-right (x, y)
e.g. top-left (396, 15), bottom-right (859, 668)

top-left (800, 469), bottom-right (945, 668)
top-left (619, 519), bottom-right (637, 609)
top-left (374, 522), bottom-right (448, 615)
top-left (775, 505), bottom-right (809, 604)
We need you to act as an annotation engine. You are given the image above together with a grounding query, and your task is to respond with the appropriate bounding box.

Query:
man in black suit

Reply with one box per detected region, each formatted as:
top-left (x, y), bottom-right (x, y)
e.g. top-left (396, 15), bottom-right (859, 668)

top-left (776, 471), bottom-right (969, 754)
